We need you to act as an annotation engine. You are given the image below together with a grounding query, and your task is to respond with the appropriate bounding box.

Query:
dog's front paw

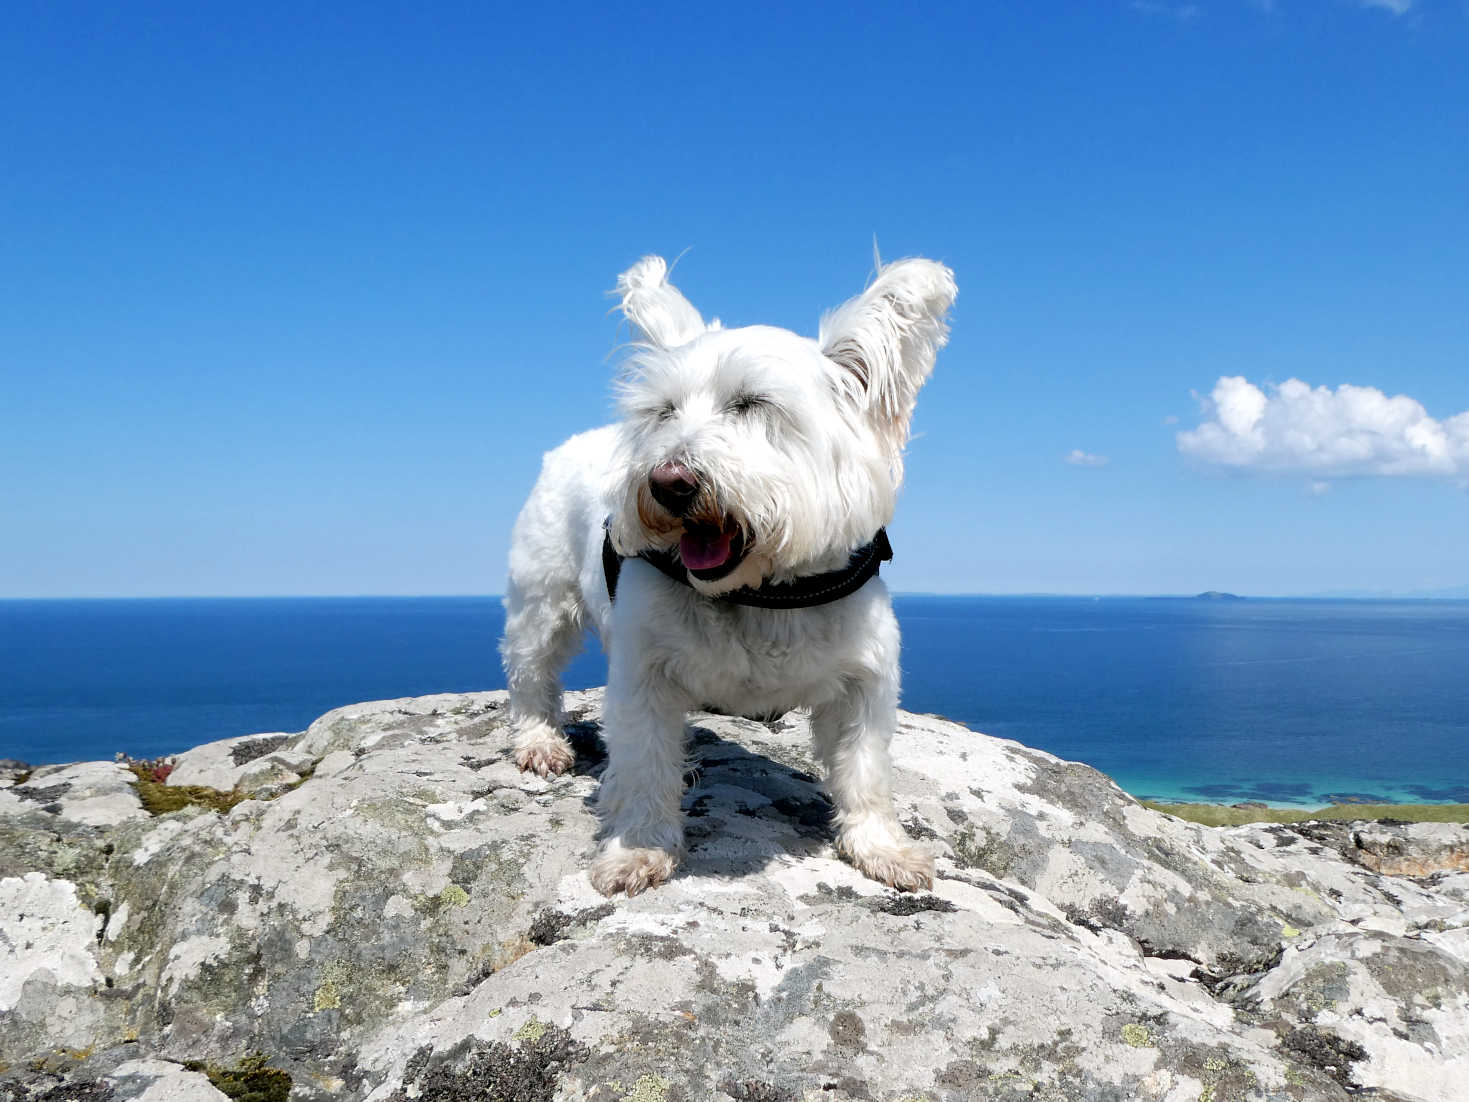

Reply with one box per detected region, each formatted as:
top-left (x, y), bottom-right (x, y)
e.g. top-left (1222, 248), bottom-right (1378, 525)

top-left (859, 845), bottom-right (936, 893)
top-left (515, 740), bottom-right (575, 778)
top-left (590, 846), bottom-right (678, 897)
top-left (837, 826), bottom-right (935, 893)
top-left (512, 721), bottom-right (576, 778)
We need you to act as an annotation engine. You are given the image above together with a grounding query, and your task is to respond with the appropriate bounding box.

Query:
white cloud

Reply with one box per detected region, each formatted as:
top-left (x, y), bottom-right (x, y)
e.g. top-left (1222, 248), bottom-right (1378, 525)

top-left (1065, 449), bottom-right (1111, 468)
top-left (1360, 0), bottom-right (1413, 13)
top-left (1177, 376), bottom-right (1469, 479)
top-left (1307, 480), bottom-right (1332, 496)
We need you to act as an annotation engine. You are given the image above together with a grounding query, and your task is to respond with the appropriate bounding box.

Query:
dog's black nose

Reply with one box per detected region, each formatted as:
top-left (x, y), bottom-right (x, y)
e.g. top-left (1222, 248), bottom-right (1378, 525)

top-left (649, 462), bottom-right (698, 514)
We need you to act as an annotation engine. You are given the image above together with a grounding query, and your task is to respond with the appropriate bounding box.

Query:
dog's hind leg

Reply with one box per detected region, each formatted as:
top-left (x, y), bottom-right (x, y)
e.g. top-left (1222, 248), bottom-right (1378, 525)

top-left (501, 576), bottom-right (585, 777)
top-left (811, 659), bottom-right (935, 893)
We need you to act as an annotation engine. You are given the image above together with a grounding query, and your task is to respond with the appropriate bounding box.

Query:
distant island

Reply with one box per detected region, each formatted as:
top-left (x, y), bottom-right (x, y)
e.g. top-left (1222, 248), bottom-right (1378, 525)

top-left (1195, 591), bottom-right (1245, 601)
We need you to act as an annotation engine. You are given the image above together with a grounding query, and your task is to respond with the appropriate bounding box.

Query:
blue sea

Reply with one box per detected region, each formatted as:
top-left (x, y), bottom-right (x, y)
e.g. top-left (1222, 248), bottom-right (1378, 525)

top-left (3, 596), bottom-right (1467, 806)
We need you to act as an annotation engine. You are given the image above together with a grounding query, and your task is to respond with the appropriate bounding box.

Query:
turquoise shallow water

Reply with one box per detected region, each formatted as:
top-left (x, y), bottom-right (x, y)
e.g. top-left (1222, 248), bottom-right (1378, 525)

top-left (3, 596), bottom-right (1467, 806)
top-left (896, 596), bottom-right (1469, 806)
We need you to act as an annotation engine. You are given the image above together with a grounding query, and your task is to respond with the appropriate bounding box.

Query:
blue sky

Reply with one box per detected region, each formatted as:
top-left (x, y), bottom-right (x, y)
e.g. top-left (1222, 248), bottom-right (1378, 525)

top-left (3, 1), bottom-right (1466, 597)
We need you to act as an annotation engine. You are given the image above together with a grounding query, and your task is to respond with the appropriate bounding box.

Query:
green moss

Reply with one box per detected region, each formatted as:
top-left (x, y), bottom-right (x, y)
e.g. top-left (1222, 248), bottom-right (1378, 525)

top-left (183, 1053), bottom-right (292, 1102)
top-left (312, 958), bottom-right (355, 1012)
top-left (128, 763), bottom-right (248, 816)
top-left (951, 825), bottom-right (1016, 876)
top-left (1187, 1048), bottom-right (1259, 1101)
top-left (1138, 800), bottom-right (1469, 826)
top-left (1298, 961), bottom-right (1350, 1016)
top-left (514, 1017), bottom-right (548, 1043)
top-left (622, 1074), bottom-right (671, 1101)
top-left (1121, 1023), bottom-right (1153, 1048)
top-left (313, 979), bottom-right (342, 1011)
top-left (1281, 925), bottom-right (1301, 939)
top-left (440, 883), bottom-right (471, 908)
top-left (127, 761), bottom-right (318, 817)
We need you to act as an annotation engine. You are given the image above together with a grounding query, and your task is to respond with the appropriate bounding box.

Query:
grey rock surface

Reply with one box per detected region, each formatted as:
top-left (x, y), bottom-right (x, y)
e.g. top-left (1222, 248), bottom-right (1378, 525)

top-left (164, 731), bottom-right (308, 793)
top-left (1, 689), bottom-right (1465, 1101)
top-left (107, 1059), bottom-right (232, 1101)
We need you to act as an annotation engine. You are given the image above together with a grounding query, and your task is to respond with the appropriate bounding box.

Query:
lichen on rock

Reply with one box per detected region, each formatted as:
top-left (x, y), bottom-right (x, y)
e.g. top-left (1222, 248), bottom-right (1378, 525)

top-left (0, 686), bottom-right (1465, 1102)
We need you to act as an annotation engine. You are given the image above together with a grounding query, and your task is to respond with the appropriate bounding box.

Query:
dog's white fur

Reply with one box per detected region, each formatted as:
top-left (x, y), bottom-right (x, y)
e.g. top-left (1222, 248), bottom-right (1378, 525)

top-left (501, 254), bottom-right (956, 896)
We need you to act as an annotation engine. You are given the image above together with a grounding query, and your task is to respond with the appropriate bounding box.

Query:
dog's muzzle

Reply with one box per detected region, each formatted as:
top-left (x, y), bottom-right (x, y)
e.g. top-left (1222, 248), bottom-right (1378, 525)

top-left (645, 461), bottom-right (746, 579)
top-left (648, 461), bottom-right (698, 516)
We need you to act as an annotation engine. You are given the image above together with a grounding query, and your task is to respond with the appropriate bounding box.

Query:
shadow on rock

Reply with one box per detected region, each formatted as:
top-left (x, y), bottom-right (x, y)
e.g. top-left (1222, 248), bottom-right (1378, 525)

top-left (566, 718), bottom-right (837, 883)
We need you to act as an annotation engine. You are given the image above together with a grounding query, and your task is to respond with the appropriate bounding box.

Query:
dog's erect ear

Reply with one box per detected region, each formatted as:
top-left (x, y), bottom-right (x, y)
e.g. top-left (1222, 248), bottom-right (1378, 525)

top-left (819, 258), bottom-right (957, 460)
top-left (615, 256), bottom-right (708, 348)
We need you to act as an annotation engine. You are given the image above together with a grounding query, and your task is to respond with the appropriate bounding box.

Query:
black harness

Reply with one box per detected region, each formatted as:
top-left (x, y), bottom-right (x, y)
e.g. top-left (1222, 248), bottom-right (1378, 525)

top-left (603, 526), bottom-right (893, 610)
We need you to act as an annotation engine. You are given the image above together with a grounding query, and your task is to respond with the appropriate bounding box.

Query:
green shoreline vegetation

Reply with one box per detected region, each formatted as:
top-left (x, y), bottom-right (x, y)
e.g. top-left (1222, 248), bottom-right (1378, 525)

top-left (1139, 800), bottom-right (1469, 827)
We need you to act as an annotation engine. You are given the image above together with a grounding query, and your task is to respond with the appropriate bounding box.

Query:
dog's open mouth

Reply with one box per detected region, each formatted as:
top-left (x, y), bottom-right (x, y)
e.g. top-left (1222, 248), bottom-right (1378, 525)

top-left (679, 518), bottom-right (746, 580)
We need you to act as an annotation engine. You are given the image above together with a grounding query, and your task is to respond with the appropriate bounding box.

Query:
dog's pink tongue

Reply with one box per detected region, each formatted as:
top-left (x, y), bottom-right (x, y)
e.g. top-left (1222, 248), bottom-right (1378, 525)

top-left (680, 528), bottom-right (733, 571)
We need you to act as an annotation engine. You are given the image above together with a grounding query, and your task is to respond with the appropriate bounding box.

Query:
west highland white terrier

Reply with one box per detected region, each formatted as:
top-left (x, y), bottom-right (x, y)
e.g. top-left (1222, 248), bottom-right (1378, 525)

top-left (501, 254), bottom-right (956, 896)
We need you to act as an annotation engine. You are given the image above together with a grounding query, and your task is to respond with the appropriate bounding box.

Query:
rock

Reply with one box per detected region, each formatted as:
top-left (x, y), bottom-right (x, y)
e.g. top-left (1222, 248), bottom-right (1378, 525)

top-left (0, 760), bottom-right (149, 827)
top-left (1, 688), bottom-right (1465, 1102)
top-left (1349, 822), bottom-right (1469, 877)
top-left (0, 759), bottom-right (32, 781)
top-left (108, 1059), bottom-right (232, 1101)
top-left (165, 731), bottom-right (309, 793)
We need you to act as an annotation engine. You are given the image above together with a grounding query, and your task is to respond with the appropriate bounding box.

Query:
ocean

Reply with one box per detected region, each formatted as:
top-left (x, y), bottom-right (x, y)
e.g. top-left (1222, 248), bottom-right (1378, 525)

top-left (3, 596), bottom-right (1466, 806)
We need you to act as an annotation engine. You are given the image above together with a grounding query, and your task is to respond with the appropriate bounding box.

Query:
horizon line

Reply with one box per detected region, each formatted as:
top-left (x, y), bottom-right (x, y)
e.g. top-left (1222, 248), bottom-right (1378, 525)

top-left (5, 591), bottom-right (1469, 602)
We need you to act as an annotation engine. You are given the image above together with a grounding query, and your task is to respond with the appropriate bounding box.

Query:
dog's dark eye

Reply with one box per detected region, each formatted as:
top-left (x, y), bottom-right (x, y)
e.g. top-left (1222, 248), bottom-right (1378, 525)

top-left (653, 402), bottom-right (677, 422)
top-left (727, 394), bottom-right (766, 416)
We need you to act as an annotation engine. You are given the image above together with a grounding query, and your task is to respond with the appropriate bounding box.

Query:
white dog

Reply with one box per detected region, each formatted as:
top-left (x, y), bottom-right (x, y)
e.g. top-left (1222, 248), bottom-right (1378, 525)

top-left (501, 254), bottom-right (956, 896)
